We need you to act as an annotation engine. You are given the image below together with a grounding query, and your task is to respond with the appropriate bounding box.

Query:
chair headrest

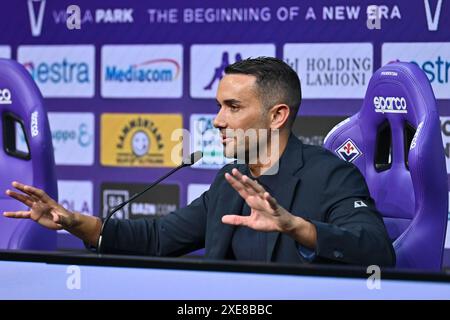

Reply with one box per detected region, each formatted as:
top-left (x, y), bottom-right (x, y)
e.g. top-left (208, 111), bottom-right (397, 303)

top-left (358, 61), bottom-right (437, 127)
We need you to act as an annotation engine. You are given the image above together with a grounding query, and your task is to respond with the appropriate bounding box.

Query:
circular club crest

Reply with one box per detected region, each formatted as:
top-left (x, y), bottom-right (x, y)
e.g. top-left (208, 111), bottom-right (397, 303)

top-left (131, 130), bottom-right (150, 157)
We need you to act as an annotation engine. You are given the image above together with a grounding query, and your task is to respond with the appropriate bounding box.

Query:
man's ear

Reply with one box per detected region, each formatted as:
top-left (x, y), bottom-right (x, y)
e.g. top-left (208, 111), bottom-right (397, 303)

top-left (270, 104), bottom-right (290, 129)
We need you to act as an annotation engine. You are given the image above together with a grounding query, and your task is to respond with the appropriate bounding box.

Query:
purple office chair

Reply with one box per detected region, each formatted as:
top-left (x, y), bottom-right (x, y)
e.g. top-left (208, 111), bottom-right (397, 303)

top-left (323, 62), bottom-right (448, 270)
top-left (0, 58), bottom-right (57, 250)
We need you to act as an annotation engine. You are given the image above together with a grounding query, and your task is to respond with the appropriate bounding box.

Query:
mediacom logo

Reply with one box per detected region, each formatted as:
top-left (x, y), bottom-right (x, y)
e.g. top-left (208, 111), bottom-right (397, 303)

top-left (382, 42), bottom-right (450, 99)
top-left (17, 45), bottom-right (95, 98)
top-left (101, 113), bottom-right (183, 167)
top-left (48, 112), bottom-right (95, 166)
top-left (101, 45), bottom-right (183, 98)
top-left (105, 59), bottom-right (180, 83)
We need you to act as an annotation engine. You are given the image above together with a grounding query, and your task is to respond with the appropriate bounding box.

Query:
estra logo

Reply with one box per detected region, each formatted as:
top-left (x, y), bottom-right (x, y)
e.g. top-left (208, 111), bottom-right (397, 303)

top-left (17, 45), bottom-right (95, 98)
top-left (373, 96), bottom-right (407, 114)
top-left (101, 45), bottom-right (182, 98)
top-left (382, 42), bottom-right (450, 99)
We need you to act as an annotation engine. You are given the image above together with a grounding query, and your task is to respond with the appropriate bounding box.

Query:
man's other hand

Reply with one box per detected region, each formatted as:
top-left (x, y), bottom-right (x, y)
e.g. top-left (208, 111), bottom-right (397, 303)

top-left (3, 181), bottom-right (74, 230)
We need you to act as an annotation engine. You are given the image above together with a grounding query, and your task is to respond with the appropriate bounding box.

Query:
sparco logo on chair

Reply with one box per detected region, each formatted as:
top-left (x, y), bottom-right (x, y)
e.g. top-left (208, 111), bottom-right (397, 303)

top-left (373, 96), bottom-right (407, 114)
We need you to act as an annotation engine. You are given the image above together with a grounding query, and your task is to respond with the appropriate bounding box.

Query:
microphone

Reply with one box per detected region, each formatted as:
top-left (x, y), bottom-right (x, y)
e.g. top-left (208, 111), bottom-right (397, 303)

top-left (96, 151), bottom-right (203, 254)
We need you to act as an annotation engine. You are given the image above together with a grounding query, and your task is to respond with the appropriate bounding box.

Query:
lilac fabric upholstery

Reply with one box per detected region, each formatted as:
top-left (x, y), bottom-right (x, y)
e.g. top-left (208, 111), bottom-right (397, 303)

top-left (323, 62), bottom-right (448, 270)
top-left (0, 58), bottom-right (57, 250)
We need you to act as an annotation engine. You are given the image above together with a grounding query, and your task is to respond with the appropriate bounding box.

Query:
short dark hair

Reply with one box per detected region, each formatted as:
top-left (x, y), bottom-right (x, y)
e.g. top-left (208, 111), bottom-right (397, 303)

top-left (225, 56), bottom-right (301, 126)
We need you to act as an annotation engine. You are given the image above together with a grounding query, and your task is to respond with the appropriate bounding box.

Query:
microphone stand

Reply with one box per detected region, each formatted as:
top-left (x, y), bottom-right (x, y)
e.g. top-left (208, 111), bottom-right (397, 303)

top-left (96, 163), bottom-right (188, 254)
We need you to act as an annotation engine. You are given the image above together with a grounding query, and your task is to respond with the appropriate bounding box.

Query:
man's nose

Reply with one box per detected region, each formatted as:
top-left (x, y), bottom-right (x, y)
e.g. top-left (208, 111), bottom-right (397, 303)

top-left (213, 108), bottom-right (226, 129)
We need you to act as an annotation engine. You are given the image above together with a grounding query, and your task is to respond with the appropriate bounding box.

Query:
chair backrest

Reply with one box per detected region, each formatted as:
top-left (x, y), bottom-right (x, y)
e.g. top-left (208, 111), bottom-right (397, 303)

top-left (0, 58), bottom-right (57, 250)
top-left (323, 61), bottom-right (448, 270)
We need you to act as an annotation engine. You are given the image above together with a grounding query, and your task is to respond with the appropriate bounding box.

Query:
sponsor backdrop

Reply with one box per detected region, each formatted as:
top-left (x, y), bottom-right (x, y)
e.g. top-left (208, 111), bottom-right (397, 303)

top-left (101, 183), bottom-right (180, 220)
top-left (0, 0), bottom-right (449, 264)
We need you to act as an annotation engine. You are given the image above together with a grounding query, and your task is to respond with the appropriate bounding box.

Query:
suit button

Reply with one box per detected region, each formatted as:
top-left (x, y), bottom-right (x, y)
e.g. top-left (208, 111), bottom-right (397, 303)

top-left (333, 250), bottom-right (343, 259)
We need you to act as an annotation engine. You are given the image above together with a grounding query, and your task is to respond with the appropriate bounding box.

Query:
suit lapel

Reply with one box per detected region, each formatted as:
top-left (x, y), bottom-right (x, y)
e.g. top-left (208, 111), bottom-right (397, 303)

top-left (261, 170), bottom-right (301, 261)
top-left (207, 134), bottom-right (305, 261)
top-left (207, 164), bottom-right (247, 259)
top-left (259, 134), bottom-right (305, 261)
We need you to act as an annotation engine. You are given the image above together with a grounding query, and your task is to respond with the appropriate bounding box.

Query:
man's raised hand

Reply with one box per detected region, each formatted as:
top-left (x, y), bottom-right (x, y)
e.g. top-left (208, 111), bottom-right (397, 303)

top-left (222, 168), bottom-right (294, 233)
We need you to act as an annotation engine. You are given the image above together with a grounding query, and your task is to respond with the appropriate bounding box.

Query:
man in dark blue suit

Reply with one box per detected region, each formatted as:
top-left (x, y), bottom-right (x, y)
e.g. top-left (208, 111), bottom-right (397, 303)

top-left (4, 57), bottom-right (395, 266)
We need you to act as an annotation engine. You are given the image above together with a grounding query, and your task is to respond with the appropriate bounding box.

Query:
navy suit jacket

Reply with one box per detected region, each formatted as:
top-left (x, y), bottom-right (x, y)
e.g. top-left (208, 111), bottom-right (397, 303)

top-left (101, 134), bottom-right (396, 266)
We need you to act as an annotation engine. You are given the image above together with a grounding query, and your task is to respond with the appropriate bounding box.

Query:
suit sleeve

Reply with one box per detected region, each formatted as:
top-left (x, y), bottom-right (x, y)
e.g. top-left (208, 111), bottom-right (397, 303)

top-left (309, 161), bottom-right (396, 267)
top-left (100, 189), bottom-right (209, 256)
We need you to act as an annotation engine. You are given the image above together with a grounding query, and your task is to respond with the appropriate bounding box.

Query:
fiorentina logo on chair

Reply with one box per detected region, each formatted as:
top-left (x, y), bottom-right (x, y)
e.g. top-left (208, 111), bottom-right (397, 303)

top-left (335, 139), bottom-right (362, 163)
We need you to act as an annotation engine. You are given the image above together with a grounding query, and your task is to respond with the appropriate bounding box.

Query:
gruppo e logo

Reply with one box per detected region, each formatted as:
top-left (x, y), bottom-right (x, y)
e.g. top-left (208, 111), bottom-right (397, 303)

top-left (104, 58), bottom-right (180, 83)
top-left (48, 112), bottom-right (94, 166)
top-left (374, 96), bottom-right (407, 114)
top-left (52, 123), bottom-right (92, 147)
